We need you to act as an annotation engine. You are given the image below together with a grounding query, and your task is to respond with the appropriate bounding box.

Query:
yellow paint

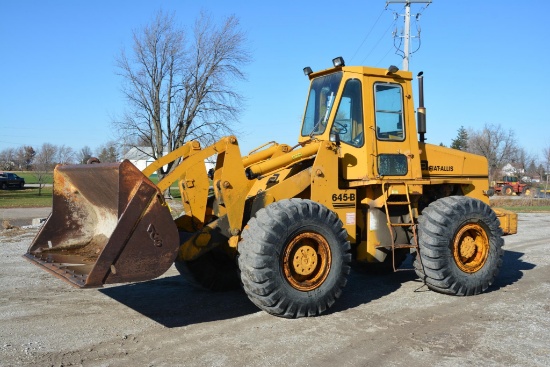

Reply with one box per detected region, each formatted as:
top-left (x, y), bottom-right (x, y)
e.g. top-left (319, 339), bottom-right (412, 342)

top-left (142, 64), bottom-right (505, 265)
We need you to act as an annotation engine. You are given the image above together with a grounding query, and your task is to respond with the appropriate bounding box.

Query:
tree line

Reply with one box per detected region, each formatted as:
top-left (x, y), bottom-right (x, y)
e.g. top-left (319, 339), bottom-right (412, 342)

top-left (0, 142), bottom-right (121, 195)
top-left (0, 141), bottom-right (120, 172)
top-left (4, 9), bottom-right (548, 192)
top-left (447, 123), bottom-right (550, 183)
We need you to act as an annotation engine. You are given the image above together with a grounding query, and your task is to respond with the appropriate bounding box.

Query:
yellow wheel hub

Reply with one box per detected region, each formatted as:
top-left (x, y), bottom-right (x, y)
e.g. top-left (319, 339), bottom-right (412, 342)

top-left (282, 232), bottom-right (331, 291)
top-left (459, 236), bottom-right (476, 259)
top-left (292, 245), bottom-right (317, 276)
top-left (453, 223), bottom-right (489, 273)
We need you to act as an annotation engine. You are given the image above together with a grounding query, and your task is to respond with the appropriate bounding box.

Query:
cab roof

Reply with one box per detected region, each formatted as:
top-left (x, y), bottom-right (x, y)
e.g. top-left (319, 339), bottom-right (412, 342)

top-left (308, 65), bottom-right (413, 81)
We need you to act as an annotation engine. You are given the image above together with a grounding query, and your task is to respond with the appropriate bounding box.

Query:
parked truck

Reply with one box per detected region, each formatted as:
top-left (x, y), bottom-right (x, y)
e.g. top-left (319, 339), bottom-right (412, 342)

top-left (0, 171), bottom-right (25, 189)
top-left (25, 58), bottom-right (517, 318)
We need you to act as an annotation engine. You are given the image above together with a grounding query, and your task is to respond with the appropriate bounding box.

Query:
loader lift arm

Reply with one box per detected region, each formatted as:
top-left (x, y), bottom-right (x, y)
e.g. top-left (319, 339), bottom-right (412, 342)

top-left (142, 137), bottom-right (291, 235)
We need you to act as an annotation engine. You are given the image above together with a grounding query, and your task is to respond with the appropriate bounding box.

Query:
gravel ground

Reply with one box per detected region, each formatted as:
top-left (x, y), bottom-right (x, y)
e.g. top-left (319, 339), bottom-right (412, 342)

top-left (0, 212), bottom-right (549, 367)
top-left (0, 207), bottom-right (51, 228)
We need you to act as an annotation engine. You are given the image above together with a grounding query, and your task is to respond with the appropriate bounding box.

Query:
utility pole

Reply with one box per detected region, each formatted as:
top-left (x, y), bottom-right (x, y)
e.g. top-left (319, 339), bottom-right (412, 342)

top-left (386, 0), bottom-right (432, 71)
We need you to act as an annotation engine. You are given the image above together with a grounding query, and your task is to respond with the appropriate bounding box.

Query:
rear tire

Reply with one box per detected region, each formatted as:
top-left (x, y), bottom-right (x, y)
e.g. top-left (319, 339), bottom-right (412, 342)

top-left (238, 199), bottom-right (351, 318)
top-left (414, 196), bottom-right (504, 296)
top-left (502, 185), bottom-right (513, 196)
top-left (174, 247), bottom-right (240, 291)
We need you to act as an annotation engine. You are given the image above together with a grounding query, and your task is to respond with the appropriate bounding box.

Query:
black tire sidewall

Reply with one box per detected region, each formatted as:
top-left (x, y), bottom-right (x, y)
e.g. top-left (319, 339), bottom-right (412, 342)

top-left (444, 212), bottom-right (501, 289)
top-left (416, 196), bottom-right (503, 295)
top-left (239, 199), bottom-right (350, 317)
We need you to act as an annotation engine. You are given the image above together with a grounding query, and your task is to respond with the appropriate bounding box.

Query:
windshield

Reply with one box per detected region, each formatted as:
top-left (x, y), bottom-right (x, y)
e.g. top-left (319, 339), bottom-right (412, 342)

top-left (301, 72), bottom-right (343, 137)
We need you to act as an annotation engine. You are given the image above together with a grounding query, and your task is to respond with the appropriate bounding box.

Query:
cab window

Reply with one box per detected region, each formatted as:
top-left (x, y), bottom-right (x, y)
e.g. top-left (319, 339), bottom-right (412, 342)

top-left (331, 79), bottom-right (364, 147)
top-left (301, 72), bottom-right (343, 137)
top-left (374, 83), bottom-right (404, 141)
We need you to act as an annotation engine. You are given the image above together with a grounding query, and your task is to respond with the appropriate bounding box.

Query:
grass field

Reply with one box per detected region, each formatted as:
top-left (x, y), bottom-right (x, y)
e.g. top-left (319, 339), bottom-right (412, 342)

top-left (490, 197), bottom-right (550, 212)
top-left (0, 185), bottom-right (181, 208)
top-left (0, 187), bottom-right (53, 208)
top-left (1, 177), bottom-right (549, 212)
top-left (10, 171), bottom-right (54, 185)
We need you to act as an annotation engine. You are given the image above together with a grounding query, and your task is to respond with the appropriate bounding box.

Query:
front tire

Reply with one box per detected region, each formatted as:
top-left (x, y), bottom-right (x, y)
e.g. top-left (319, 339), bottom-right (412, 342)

top-left (238, 199), bottom-right (351, 318)
top-left (414, 196), bottom-right (504, 296)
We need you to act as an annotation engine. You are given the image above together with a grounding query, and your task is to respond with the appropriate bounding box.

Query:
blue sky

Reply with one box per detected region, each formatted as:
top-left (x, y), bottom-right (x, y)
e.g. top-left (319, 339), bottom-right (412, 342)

top-left (1, 0), bottom-right (548, 162)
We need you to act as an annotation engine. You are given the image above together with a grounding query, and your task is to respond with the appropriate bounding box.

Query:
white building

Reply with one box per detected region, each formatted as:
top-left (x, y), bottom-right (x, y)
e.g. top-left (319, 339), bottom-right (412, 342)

top-left (122, 147), bottom-right (165, 171)
top-left (122, 147), bottom-right (216, 173)
top-left (500, 163), bottom-right (524, 177)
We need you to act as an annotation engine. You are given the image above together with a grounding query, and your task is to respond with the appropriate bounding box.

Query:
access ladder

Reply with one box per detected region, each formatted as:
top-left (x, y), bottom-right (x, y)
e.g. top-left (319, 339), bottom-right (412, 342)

top-left (381, 182), bottom-right (419, 271)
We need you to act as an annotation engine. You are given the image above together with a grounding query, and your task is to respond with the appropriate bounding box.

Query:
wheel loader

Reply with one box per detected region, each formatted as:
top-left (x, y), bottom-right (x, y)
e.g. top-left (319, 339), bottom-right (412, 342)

top-left (24, 57), bottom-right (517, 318)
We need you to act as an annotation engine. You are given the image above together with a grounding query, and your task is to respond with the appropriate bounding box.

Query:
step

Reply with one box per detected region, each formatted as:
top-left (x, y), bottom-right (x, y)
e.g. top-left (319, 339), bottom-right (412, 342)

top-left (388, 223), bottom-right (416, 227)
top-left (376, 243), bottom-right (418, 249)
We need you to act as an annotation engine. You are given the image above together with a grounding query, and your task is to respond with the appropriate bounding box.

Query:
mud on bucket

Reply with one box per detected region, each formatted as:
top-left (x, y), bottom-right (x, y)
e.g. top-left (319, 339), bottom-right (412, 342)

top-left (24, 160), bottom-right (179, 288)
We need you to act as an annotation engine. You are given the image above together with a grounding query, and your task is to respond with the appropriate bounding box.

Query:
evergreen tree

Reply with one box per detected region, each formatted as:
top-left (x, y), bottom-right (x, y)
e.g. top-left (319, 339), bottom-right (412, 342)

top-left (451, 126), bottom-right (468, 151)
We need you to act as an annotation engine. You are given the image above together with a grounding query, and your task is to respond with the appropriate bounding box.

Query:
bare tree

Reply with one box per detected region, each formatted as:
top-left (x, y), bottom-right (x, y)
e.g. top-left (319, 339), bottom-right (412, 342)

top-left (77, 146), bottom-right (93, 164)
top-left (15, 146), bottom-right (36, 170)
top-left (56, 145), bottom-right (76, 165)
top-left (527, 160), bottom-right (538, 178)
top-left (512, 147), bottom-right (536, 181)
top-left (544, 144), bottom-right (550, 172)
top-left (543, 144), bottom-right (550, 193)
top-left (0, 148), bottom-right (16, 170)
top-left (113, 10), bottom-right (251, 180)
top-left (467, 123), bottom-right (518, 181)
top-left (32, 143), bottom-right (58, 195)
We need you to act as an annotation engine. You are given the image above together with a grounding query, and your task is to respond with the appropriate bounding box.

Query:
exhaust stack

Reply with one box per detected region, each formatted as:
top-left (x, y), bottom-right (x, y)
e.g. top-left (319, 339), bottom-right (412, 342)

top-left (417, 71), bottom-right (426, 143)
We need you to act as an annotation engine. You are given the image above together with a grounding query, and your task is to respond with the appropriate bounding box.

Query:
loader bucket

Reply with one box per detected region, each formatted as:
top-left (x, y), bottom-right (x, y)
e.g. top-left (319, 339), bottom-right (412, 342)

top-left (24, 160), bottom-right (180, 288)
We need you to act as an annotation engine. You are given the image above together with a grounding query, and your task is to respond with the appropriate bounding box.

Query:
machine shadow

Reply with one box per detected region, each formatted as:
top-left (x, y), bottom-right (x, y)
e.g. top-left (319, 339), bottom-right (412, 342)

top-left (100, 250), bottom-right (532, 326)
top-left (330, 248), bottom-right (534, 314)
top-left (487, 249), bottom-right (535, 292)
top-left (328, 256), bottom-right (420, 315)
top-left (99, 275), bottom-right (258, 328)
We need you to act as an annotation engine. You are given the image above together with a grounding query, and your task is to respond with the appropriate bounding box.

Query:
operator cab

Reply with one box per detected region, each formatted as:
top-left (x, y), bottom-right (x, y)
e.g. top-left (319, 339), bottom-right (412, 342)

top-left (299, 57), bottom-right (420, 181)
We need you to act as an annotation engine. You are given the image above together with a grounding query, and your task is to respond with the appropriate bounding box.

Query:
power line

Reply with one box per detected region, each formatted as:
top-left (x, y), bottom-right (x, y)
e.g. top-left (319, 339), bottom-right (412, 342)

top-left (375, 45), bottom-right (397, 67)
top-left (360, 16), bottom-right (398, 65)
top-left (349, 8), bottom-right (387, 63)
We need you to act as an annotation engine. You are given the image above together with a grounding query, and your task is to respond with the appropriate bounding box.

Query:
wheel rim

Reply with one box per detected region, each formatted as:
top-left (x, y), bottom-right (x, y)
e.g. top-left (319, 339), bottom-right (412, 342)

top-left (505, 187), bottom-right (512, 195)
top-left (282, 232), bottom-right (331, 291)
top-left (453, 223), bottom-right (489, 273)
top-left (524, 189), bottom-right (531, 196)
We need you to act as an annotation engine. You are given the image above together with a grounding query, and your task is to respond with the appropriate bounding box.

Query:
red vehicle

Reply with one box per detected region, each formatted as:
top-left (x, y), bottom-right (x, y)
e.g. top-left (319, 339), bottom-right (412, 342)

top-left (493, 176), bottom-right (531, 196)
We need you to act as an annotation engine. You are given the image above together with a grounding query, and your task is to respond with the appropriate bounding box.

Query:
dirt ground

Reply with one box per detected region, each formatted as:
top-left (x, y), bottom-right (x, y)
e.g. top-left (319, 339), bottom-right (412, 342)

top-left (1, 212), bottom-right (549, 367)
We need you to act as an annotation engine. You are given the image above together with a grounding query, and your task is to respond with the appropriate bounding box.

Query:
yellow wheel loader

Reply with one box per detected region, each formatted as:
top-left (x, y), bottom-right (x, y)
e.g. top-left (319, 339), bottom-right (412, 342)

top-left (25, 57), bottom-right (517, 318)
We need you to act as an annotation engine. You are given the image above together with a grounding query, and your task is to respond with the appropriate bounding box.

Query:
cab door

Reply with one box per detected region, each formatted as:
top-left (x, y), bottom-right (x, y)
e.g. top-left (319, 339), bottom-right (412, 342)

top-left (369, 79), bottom-right (418, 180)
top-left (331, 77), bottom-right (368, 180)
